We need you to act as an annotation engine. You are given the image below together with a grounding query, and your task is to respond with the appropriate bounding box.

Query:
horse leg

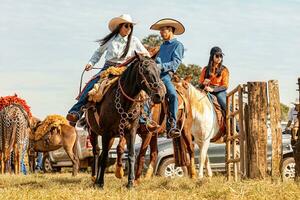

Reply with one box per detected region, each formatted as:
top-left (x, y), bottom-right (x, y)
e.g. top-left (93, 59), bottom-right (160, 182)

top-left (95, 135), bottom-right (112, 189)
top-left (14, 145), bottom-right (19, 174)
top-left (0, 152), bottom-right (4, 174)
top-left (205, 154), bottom-right (212, 178)
top-left (125, 128), bottom-right (137, 189)
top-left (63, 129), bottom-right (79, 176)
top-left (115, 136), bottom-right (126, 179)
top-left (90, 130), bottom-right (99, 181)
top-left (182, 129), bottom-right (196, 179)
top-left (145, 132), bottom-right (158, 179)
top-left (135, 132), bottom-right (152, 181)
top-left (196, 138), bottom-right (210, 179)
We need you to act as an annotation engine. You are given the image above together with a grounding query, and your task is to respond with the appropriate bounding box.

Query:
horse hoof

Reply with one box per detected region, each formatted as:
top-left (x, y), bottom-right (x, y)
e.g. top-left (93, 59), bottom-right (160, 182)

top-left (145, 166), bottom-right (154, 179)
top-left (126, 181), bottom-right (135, 190)
top-left (94, 183), bottom-right (104, 190)
top-left (115, 165), bottom-right (124, 179)
top-left (134, 179), bottom-right (140, 186)
top-left (91, 176), bottom-right (96, 183)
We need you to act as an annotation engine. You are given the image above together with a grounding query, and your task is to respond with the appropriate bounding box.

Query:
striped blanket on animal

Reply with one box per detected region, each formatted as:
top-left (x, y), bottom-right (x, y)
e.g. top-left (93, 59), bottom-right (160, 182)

top-left (30, 115), bottom-right (69, 141)
top-left (88, 66), bottom-right (127, 103)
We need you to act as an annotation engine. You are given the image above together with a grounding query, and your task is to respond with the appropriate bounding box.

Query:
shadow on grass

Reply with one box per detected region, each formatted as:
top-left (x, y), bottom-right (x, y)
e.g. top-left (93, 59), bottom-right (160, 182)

top-left (52, 177), bottom-right (82, 185)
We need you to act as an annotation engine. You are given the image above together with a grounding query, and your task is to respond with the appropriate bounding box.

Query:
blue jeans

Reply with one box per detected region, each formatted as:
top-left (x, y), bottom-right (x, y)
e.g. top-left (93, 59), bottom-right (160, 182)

top-left (68, 62), bottom-right (112, 118)
top-left (140, 74), bottom-right (178, 130)
top-left (36, 152), bottom-right (43, 170)
top-left (211, 90), bottom-right (227, 111)
top-left (162, 74), bottom-right (178, 129)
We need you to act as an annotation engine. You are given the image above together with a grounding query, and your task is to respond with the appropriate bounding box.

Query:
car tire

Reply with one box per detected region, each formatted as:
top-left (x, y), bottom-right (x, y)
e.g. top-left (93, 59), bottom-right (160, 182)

top-left (281, 157), bottom-right (295, 181)
top-left (42, 155), bottom-right (53, 173)
top-left (157, 157), bottom-right (188, 178)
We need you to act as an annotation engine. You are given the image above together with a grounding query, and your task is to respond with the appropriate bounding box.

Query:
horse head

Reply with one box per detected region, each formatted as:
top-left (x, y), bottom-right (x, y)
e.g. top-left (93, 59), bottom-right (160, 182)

top-left (29, 116), bottom-right (41, 137)
top-left (135, 52), bottom-right (166, 104)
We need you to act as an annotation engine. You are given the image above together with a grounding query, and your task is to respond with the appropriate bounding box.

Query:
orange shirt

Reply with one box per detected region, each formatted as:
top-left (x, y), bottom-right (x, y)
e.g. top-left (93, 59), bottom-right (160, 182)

top-left (199, 66), bottom-right (229, 88)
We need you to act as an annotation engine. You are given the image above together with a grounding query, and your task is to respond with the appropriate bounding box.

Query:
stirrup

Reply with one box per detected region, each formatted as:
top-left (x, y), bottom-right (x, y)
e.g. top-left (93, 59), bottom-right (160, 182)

top-left (167, 128), bottom-right (181, 138)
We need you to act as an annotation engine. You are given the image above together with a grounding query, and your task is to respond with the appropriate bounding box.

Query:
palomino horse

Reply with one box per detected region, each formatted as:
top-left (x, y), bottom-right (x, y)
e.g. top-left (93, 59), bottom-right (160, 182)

top-left (87, 53), bottom-right (165, 189)
top-left (115, 77), bottom-right (197, 181)
top-left (29, 117), bottom-right (79, 176)
top-left (0, 104), bottom-right (30, 174)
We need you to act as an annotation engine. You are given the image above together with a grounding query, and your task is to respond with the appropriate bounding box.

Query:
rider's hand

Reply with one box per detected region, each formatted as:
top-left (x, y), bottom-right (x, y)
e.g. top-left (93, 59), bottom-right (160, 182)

top-left (203, 79), bottom-right (211, 86)
top-left (204, 86), bottom-right (214, 92)
top-left (85, 64), bottom-right (93, 71)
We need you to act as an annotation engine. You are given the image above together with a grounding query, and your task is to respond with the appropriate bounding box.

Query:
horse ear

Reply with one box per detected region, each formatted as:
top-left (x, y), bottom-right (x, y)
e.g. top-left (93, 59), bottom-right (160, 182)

top-left (135, 51), bottom-right (143, 61)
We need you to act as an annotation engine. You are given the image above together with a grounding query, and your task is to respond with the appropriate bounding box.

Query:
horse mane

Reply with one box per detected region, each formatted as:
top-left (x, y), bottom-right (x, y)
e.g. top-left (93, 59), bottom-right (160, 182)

top-left (186, 83), bottom-right (212, 115)
top-left (120, 58), bottom-right (139, 89)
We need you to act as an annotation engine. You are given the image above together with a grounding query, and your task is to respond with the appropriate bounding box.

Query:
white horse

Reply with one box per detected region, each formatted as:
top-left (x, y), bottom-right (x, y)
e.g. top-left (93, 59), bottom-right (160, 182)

top-left (185, 81), bottom-right (220, 179)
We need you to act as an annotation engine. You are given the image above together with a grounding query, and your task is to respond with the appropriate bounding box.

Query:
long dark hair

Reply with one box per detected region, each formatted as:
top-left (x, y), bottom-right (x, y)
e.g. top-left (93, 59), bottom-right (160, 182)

top-left (96, 23), bottom-right (133, 58)
top-left (204, 54), bottom-right (224, 79)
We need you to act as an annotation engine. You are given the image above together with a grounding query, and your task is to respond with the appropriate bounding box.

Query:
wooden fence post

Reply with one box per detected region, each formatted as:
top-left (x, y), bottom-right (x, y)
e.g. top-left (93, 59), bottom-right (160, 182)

top-left (247, 82), bottom-right (268, 179)
top-left (268, 80), bottom-right (282, 177)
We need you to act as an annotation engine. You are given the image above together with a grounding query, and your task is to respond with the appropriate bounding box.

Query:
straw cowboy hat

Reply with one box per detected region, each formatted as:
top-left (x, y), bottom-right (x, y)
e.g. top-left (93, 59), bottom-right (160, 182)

top-left (150, 18), bottom-right (185, 35)
top-left (108, 14), bottom-right (136, 32)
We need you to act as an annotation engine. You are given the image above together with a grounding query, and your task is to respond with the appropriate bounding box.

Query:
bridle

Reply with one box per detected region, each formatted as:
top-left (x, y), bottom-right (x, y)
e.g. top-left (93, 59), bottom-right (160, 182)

top-left (117, 58), bottom-right (163, 103)
top-left (115, 58), bottom-right (163, 138)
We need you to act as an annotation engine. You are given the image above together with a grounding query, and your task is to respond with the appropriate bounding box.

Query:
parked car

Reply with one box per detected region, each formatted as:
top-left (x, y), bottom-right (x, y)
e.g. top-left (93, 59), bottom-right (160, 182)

top-left (43, 128), bottom-right (93, 172)
top-left (126, 131), bottom-right (295, 180)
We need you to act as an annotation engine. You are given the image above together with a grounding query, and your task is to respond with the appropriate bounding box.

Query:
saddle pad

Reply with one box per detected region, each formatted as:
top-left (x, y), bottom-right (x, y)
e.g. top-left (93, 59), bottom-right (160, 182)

top-left (88, 66), bottom-right (127, 103)
top-left (31, 115), bottom-right (68, 141)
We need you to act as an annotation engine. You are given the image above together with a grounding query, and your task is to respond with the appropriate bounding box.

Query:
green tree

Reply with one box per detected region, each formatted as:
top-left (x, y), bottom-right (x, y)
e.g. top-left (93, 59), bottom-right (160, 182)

top-left (280, 103), bottom-right (290, 121)
top-left (141, 34), bottom-right (163, 47)
top-left (176, 64), bottom-right (202, 87)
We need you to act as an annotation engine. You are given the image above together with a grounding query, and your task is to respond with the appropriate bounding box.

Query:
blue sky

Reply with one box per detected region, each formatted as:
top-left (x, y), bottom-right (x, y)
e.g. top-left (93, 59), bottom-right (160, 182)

top-left (0, 0), bottom-right (299, 118)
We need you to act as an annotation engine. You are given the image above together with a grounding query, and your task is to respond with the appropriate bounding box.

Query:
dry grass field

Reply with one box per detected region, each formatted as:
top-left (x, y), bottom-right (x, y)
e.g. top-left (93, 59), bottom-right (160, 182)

top-left (0, 172), bottom-right (300, 200)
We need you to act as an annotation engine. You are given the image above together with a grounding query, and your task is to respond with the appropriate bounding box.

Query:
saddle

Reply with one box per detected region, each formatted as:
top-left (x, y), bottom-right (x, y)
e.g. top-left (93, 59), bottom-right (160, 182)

top-left (87, 66), bottom-right (127, 103)
top-left (29, 115), bottom-right (68, 141)
top-left (83, 66), bottom-right (128, 135)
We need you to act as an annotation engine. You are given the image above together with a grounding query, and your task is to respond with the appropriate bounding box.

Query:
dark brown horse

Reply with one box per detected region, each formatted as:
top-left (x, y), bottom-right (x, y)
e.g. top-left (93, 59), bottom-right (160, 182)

top-left (87, 53), bottom-right (166, 189)
top-left (115, 78), bottom-right (197, 181)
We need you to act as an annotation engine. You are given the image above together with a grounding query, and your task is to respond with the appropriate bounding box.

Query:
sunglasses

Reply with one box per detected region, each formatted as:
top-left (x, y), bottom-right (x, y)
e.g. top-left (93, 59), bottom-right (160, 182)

top-left (123, 23), bottom-right (133, 29)
top-left (214, 54), bottom-right (223, 58)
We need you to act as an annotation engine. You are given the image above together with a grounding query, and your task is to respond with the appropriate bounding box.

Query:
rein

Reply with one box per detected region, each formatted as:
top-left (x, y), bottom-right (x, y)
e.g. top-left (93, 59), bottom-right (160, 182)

top-left (118, 78), bottom-right (146, 103)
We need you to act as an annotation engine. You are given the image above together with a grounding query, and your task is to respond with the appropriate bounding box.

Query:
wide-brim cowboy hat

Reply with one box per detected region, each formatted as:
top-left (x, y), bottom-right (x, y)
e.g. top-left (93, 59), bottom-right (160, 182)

top-left (108, 14), bottom-right (136, 32)
top-left (150, 18), bottom-right (185, 35)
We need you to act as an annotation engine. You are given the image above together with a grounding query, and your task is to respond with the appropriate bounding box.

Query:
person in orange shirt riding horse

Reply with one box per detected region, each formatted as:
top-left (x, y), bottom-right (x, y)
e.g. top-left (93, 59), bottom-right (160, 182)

top-left (199, 46), bottom-right (229, 112)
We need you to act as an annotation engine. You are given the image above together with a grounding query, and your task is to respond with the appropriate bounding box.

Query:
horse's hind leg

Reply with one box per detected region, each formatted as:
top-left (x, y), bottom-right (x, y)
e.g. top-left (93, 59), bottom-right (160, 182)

top-left (115, 136), bottom-right (126, 179)
top-left (89, 130), bottom-right (99, 180)
top-left (14, 145), bottom-right (20, 174)
top-left (65, 141), bottom-right (79, 176)
top-left (135, 132), bottom-right (153, 181)
top-left (196, 138), bottom-right (210, 179)
top-left (205, 154), bottom-right (212, 178)
top-left (0, 151), bottom-right (3, 174)
top-left (145, 133), bottom-right (158, 179)
top-left (182, 130), bottom-right (196, 179)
